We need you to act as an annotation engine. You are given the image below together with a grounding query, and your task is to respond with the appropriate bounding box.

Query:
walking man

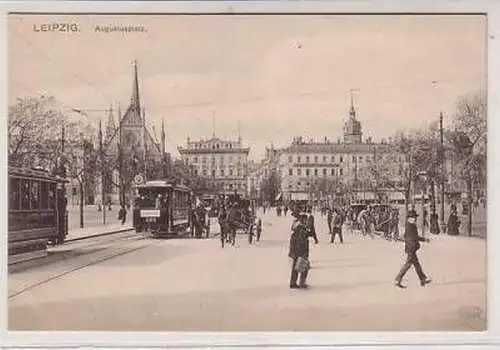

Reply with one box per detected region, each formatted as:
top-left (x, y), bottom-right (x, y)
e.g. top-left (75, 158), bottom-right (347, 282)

top-left (306, 207), bottom-right (319, 244)
top-left (395, 210), bottom-right (432, 288)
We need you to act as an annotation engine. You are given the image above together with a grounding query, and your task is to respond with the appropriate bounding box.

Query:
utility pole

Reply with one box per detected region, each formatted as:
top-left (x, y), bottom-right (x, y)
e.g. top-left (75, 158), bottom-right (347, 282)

top-left (99, 119), bottom-right (106, 225)
top-left (439, 112), bottom-right (446, 233)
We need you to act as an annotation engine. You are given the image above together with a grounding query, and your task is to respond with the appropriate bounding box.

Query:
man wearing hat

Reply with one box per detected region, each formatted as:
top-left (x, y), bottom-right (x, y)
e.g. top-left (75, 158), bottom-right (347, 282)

top-left (395, 209), bottom-right (432, 288)
top-left (288, 213), bottom-right (312, 289)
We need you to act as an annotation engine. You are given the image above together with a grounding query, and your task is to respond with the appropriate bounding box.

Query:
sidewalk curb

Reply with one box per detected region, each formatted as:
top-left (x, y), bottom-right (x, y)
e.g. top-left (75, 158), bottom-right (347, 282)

top-left (66, 227), bottom-right (134, 243)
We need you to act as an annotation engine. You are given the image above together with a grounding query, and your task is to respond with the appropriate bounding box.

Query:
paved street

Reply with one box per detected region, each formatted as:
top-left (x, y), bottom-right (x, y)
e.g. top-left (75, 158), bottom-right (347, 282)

top-left (8, 211), bottom-right (486, 331)
top-left (67, 205), bottom-right (128, 231)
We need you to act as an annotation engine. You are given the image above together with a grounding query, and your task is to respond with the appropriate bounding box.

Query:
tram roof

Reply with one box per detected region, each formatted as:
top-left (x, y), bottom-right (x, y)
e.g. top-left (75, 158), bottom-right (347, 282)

top-left (8, 165), bottom-right (68, 183)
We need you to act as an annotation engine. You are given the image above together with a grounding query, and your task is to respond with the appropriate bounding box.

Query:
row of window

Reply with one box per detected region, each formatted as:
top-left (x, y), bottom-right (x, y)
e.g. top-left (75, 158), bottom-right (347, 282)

top-left (288, 168), bottom-right (345, 176)
top-left (187, 155), bottom-right (246, 164)
top-left (9, 178), bottom-right (57, 211)
top-left (286, 154), bottom-right (405, 164)
top-left (194, 169), bottom-right (246, 177)
top-left (191, 142), bottom-right (235, 150)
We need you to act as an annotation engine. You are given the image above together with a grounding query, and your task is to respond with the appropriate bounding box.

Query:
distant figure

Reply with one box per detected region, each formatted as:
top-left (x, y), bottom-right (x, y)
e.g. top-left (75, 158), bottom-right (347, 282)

top-left (447, 204), bottom-right (461, 236)
top-left (423, 208), bottom-right (429, 233)
top-left (327, 208), bottom-right (333, 234)
top-left (118, 205), bottom-right (127, 225)
top-left (284, 205), bottom-right (289, 216)
top-left (330, 208), bottom-right (344, 244)
top-left (306, 207), bottom-right (319, 244)
top-left (394, 210), bottom-right (431, 289)
top-left (255, 217), bottom-right (262, 242)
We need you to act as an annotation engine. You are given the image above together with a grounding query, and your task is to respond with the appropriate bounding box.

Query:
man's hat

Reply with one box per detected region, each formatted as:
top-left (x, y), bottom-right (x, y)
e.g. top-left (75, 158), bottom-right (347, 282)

top-left (407, 209), bottom-right (419, 218)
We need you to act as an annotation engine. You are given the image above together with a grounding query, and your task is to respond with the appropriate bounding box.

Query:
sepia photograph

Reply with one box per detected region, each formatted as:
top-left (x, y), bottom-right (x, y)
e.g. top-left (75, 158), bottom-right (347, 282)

top-left (6, 12), bottom-right (487, 333)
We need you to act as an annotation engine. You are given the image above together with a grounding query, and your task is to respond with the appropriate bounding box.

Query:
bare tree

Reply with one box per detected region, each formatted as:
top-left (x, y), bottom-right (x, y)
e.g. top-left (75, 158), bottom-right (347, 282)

top-left (9, 96), bottom-right (66, 170)
top-left (449, 90), bottom-right (486, 236)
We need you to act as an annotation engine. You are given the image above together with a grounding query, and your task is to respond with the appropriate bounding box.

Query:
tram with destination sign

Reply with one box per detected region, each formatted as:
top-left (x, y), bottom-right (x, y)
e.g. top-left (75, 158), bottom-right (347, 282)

top-left (133, 180), bottom-right (192, 237)
top-left (8, 165), bottom-right (68, 265)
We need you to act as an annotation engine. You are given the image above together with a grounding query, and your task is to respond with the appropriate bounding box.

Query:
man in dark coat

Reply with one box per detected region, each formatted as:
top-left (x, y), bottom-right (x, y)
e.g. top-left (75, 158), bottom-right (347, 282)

top-left (327, 208), bottom-right (333, 235)
top-left (330, 208), bottom-right (344, 244)
top-left (395, 210), bottom-right (432, 288)
top-left (288, 213), bottom-right (311, 289)
top-left (306, 207), bottom-right (319, 244)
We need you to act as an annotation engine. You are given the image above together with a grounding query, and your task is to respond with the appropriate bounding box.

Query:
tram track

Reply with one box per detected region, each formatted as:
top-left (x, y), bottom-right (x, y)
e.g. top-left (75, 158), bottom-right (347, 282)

top-left (8, 232), bottom-right (163, 300)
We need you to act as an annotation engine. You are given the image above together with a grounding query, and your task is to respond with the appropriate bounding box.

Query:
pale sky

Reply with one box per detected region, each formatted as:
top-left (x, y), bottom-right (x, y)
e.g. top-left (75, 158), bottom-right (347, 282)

top-left (8, 14), bottom-right (486, 160)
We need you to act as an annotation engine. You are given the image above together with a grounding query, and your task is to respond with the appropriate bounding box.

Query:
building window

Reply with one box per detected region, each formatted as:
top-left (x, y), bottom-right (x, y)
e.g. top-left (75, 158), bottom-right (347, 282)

top-left (314, 169), bottom-right (318, 176)
top-left (288, 184), bottom-right (292, 189)
top-left (331, 168), bottom-right (335, 175)
top-left (306, 169), bottom-right (310, 176)
top-left (288, 155), bottom-right (293, 163)
top-left (323, 156), bottom-right (326, 162)
top-left (203, 169), bottom-right (207, 176)
top-left (306, 156), bottom-right (310, 163)
top-left (221, 170), bottom-right (225, 176)
top-left (212, 170), bottom-right (216, 177)
top-left (297, 169), bottom-right (302, 176)
top-left (194, 169), bottom-right (198, 176)
top-left (229, 169), bottom-right (234, 176)
top-left (340, 168), bottom-right (343, 176)
top-left (353, 155), bottom-right (356, 162)
top-left (194, 157), bottom-right (198, 163)
top-left (323, 169), bottom-right (327, 176)
top-left (314, 156), bottom-right (318, 162)
top-left (297, 182), bottom-right (301, 186)
top-left (297, 156), bottom-right (301, 163)
top-left (340, 156), bottom-right (343, 162)
top-left (359, 156), bottom-right (363, 162)
top-left (289, 169), bottom-right (293, 176)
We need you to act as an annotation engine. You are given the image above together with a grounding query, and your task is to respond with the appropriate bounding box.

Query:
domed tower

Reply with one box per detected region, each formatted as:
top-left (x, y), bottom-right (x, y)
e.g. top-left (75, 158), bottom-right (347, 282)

top-left (343, 92), bottom-right (362, 144)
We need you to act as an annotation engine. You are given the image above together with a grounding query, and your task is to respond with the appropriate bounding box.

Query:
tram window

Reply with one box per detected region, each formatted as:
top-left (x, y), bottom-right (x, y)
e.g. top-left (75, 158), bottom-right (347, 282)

top-left (30, 181), bottom-right (40, 209)
top-left (48, 184), bottom-right (56, 209)
top-left (41, 182), bottom-right (49, 209)
top-left (21, 180), bottom-right (30, 209)
top-left (9, 178), bottom-right (20, 210)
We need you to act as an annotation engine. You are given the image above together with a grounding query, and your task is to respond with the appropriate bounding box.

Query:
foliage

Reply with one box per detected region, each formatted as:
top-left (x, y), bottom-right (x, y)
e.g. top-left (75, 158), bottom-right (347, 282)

top-left (260, 169), bottom-right (280, 203)
top-left (448, 90), bottom-right (487, 191)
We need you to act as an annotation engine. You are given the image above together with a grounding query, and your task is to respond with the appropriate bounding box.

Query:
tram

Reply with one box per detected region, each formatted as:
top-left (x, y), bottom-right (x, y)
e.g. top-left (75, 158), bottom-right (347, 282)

top-left (133, 180), bottom-right (192, 237)
top-left (8, 165), bottom-right (68, 265)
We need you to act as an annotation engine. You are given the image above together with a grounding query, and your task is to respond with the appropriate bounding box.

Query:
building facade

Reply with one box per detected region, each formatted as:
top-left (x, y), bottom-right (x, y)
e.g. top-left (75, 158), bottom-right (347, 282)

top-left (178, 136), bottom-right (250, 195)
top-left (278, 100), bottom-right (407, 203)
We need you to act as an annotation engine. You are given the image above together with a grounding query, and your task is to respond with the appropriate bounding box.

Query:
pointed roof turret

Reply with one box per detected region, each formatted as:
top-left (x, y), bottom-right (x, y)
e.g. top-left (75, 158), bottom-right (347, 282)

top-left (105, 105), bottom-right (116, 143)
top-left (349, 89), bottom-right (356, 119)
top-left (131, 60), bottom-right (140, 114)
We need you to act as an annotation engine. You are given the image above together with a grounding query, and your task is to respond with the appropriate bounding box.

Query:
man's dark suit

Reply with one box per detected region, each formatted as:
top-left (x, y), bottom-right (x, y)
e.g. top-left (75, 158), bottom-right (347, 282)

top-left (395, 221), bottom-right (428, 283)
top-left (306, 214), bottom-right (319, 244)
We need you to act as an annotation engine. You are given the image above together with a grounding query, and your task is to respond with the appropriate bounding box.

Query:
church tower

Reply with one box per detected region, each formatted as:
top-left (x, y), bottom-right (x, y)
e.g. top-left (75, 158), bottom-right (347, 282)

top-left (343, 91), bottom-right (363, 144)
top-left (119, 60), bottom-right (145, 163)
top-left (105, 105), bottom-right (116, 145)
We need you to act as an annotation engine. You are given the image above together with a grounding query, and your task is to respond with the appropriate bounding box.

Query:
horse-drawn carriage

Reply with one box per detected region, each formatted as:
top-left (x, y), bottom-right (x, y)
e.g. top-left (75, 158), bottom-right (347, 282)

top-left (219, 193), bottom-right (256, 247)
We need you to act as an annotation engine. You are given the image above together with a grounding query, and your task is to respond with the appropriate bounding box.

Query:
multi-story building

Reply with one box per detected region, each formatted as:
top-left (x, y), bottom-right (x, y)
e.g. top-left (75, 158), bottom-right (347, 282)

top-left (247, 145), bottom-right (281, 201)
top-left (178, 136), bottom-right (250, 195)
top-left (279, 100), bottom-right (407, 203)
